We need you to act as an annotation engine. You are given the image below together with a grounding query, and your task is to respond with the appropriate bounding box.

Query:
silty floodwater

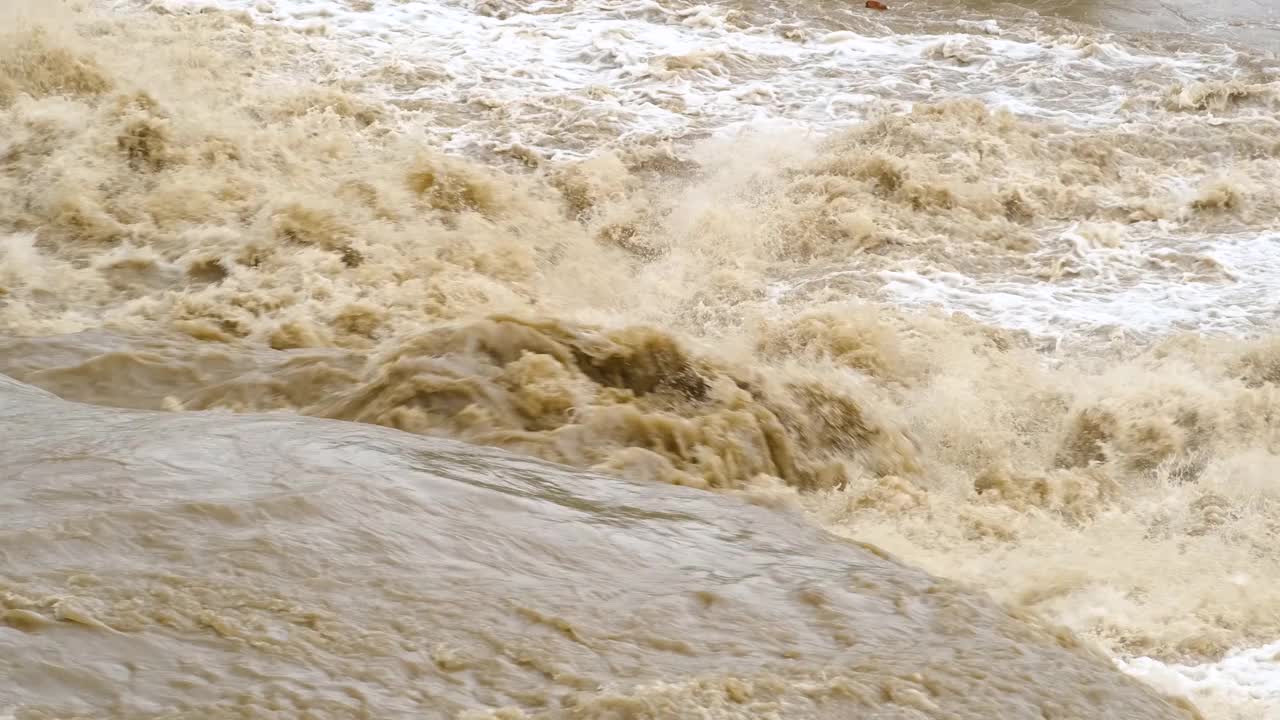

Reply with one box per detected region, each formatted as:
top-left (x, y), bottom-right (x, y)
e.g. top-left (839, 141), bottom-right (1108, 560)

top-left (1, 0), bottom-right (1278, 717)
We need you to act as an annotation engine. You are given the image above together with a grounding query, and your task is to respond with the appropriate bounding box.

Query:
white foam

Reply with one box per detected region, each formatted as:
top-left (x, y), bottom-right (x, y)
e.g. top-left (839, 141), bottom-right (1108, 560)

top-left (864, 230), bottom-right (1280, 342)
top-left (83, 3), bottom-right (1280, 718)
top-left (1117, 641), bottom-right (1280, 719)
top-left (121, 0), bottom-right (1239, 156)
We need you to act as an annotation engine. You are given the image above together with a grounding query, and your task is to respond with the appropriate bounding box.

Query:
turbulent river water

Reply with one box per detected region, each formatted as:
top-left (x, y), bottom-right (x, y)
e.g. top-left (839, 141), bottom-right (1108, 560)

top-left (1, 0), bottom-right (1278, 717)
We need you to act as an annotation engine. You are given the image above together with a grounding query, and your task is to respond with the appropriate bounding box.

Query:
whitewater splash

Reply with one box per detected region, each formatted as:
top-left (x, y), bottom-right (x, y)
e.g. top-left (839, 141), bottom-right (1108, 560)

top-left (2, 0), bottom-right (1279, 718)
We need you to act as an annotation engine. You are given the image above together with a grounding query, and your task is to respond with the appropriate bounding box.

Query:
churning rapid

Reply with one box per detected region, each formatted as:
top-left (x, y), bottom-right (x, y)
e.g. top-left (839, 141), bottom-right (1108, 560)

top-left (1, 0), bottom-right (1278, 717)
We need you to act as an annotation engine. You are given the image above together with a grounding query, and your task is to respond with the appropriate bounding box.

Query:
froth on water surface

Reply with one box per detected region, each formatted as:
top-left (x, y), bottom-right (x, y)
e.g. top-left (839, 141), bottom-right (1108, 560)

top-left (2, 0), bottom-right (1280, 718)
